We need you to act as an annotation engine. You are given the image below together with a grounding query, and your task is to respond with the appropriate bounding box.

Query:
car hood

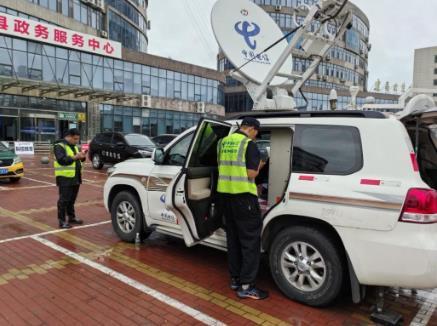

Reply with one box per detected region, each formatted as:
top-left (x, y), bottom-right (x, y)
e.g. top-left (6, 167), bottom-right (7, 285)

top-left (131, 145), bottom-right (155, 152)
top-left (111, 158), bottom-right (155, 177)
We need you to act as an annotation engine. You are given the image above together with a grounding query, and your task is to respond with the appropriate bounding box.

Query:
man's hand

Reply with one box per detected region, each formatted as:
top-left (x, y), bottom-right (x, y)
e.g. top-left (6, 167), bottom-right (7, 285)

top-left (74, 152), bottom-right (87, 160)
top-left (258, 160), bottom-right (267, 171)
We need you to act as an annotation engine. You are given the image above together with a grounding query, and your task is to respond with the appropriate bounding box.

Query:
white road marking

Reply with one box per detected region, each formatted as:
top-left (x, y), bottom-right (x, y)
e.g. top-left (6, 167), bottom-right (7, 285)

top-left (32, 235), bottom-right (225, 326)
top-left (0, 221), bottom-right (111, 244)
top-left (23, 176), bottom-right (56, 186)
top-left (411, 289), bottom-right (437, 326)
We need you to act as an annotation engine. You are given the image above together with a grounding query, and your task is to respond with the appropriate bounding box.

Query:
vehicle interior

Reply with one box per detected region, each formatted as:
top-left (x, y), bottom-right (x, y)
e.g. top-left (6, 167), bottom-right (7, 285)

top-left (403, 112), bottom-right (437, 190)
top-left (182, 122), bottom-right (294, 240)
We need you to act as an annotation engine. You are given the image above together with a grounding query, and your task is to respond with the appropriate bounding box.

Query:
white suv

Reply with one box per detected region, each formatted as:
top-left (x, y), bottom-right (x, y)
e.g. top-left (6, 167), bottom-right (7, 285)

top-left (103, 109), bottom-right (437, 307)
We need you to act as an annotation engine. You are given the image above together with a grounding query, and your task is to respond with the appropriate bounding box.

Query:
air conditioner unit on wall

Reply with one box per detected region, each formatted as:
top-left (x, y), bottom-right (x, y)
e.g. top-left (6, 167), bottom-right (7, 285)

top-left (141, 95), bottom-right (152, 108)
top-left (196, 102), bottom-right (206, 114)
top-left (275, 5), bottom-right (282, 11)
top-left (96, 0), bottom-right (105, 11)
top-left (100, 31), bottom-right (108, 38)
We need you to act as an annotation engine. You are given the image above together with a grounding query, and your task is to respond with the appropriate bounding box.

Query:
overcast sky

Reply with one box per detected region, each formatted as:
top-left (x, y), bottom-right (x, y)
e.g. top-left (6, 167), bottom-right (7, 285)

top-left (148, 0), bottom-right (437, 90)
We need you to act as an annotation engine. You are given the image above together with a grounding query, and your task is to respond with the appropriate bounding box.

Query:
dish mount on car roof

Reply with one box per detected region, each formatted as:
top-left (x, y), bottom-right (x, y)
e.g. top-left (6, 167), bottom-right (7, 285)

top-left (230, 110), bottom-right (387, 120)
top-left (211, 0), bottom-right (353, 112)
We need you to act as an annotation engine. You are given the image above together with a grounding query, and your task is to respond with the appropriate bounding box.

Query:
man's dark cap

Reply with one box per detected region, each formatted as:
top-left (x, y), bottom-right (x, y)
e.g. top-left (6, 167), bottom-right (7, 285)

top-left (241, 117), bottom-right (260, 130)
top-left (65, 128), bottom-right (80, 137)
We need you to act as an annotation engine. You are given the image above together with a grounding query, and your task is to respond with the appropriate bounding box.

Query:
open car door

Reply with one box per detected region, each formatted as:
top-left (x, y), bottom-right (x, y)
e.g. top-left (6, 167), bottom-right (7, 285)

top-left (401, 107), bottom-right (437, 189)
top-left (165, 118), bottom-right (232, 246)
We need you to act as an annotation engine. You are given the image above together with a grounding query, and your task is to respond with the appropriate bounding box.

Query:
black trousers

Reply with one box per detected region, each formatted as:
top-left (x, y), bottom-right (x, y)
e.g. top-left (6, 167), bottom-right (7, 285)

top-left (57, 185), bottom-right (80, 223)
top-left (221, 193), bottom-right (262, 285)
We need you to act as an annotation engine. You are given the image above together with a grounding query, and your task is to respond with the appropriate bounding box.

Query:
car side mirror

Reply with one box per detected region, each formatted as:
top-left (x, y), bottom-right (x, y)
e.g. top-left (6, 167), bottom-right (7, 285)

top-left (152, 148), bottom-right (165, 165)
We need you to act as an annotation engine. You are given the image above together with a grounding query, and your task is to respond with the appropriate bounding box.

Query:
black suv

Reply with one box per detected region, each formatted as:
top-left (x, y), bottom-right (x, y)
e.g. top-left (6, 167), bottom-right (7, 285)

top-left (89, 132), bottom-right (156, 169)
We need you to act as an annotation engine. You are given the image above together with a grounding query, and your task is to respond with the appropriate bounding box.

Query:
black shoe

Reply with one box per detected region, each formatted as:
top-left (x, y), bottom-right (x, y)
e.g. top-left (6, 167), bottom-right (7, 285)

top-left (59, 222), bottom-right (72, 229)
top-left (237, 285), bottom-right (269, 300)
top-left (230, 278), bottom-right (240, 291)
top-left (69, 218), bottom-right (83, 225)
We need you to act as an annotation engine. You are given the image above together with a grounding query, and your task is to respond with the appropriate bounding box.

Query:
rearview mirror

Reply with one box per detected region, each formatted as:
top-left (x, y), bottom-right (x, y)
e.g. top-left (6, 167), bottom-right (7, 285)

top-left (152, 148), bottom-right (165, 165)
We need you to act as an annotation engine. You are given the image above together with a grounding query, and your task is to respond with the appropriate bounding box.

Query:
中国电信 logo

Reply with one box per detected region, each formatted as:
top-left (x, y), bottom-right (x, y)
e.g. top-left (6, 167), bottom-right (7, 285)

top-left (234, 21), bottom-right (260, 50)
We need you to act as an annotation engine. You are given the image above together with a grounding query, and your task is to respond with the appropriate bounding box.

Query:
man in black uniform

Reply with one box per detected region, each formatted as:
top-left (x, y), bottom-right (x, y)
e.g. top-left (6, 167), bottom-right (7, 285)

top-left (54, 129), bottom-right (86, 229)
top-left (218, 117), bottom-right (268, 300)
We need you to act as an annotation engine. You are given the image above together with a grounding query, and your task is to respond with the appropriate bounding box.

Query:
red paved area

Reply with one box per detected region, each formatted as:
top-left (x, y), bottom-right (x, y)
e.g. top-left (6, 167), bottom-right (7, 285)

top-left (0, 156), bottom-right (436, 325)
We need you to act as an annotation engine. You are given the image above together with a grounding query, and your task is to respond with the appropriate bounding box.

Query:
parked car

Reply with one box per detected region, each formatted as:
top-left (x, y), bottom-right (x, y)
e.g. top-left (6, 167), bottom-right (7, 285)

top-left (103, 109), bottom-right (437, 307)
top-left (0, 142), bottom-right (24, 183)
top-left (89, 132), bottom-right (155, 170)
top-left (152, 134), bottom-right (178, 147)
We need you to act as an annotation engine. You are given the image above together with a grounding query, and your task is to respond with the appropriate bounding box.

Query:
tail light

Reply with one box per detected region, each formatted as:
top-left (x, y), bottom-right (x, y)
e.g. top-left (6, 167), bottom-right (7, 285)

top-left (399, 188), bottom-right (437, 224)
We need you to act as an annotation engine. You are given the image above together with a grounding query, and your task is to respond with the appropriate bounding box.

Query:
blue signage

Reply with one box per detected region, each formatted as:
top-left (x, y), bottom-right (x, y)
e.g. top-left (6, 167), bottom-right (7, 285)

top-left (234, 21), bottom-right (261, 50)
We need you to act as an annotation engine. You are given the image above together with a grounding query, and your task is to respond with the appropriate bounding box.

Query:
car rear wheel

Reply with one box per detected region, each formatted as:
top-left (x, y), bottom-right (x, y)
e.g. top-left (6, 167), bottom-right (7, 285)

top-left (111, 191), bottom-right (152, 242)
top-left (92, 153), bottom-right (104, 170)
top-left (269, 226), bottom-right (344, 307)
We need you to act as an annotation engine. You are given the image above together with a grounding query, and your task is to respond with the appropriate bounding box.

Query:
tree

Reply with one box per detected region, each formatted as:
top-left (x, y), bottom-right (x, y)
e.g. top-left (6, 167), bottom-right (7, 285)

top-left (374, 79), bottom-right (381, 92)
top-left (384, 82), bottom-right (390, 93)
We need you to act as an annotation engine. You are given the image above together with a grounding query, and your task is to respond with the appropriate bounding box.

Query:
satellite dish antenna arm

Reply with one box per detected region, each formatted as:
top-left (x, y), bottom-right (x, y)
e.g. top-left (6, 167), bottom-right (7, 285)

top-left (291, 11), bottom-right (353, 97)
top-left (253, 5), bottom-right (320, 107)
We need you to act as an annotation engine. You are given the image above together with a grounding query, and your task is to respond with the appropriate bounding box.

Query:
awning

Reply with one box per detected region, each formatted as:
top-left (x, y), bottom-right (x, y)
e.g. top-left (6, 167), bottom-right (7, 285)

top-left (0, 76), bottom-right (139, 104)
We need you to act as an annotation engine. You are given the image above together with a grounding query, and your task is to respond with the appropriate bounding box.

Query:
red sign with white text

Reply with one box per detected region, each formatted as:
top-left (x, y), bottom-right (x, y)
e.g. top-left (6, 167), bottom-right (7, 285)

top-left (0, 13), bottom-right (122, 58)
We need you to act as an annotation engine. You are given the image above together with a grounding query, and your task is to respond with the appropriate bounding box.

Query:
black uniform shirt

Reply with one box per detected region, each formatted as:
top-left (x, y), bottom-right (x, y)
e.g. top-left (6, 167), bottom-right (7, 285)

top-left (54, 140), bottom-right (84, 186)
top-left (235, 131), bottom-right (261, 171)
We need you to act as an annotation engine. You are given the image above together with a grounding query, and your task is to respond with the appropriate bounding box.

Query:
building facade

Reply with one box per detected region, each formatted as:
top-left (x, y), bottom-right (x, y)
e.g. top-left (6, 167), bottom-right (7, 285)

top-left (413, 46), bottom-right (437, 99)
top-left (0, 1), bottom-right (225, 143)
top-left (220, 0), bottom-right (398, 113)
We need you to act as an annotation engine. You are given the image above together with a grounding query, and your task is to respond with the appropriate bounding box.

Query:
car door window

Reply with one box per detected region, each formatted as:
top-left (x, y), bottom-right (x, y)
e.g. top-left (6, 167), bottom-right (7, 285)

top-left (164, 132), bottom-right (194, 166)
top-left (292, 125), bottom-right (363, 175)
top-left (112, 133), bottom-right (125, 145)
top-left (100, 133), bottom-right (112, 144)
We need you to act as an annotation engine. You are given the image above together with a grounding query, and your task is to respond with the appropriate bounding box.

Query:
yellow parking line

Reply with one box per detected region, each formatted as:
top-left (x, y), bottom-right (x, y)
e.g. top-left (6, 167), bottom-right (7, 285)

top-left (0, 207), bottom-right (289, 325)
top-left (0, 185), bottom-right (54, 191)
top-left (18, 200), bottom-right (102, 215)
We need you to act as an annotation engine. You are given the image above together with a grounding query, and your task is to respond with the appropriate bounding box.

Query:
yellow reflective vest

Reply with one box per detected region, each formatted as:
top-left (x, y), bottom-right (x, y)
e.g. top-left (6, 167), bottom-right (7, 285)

top-left (217, 132), bottom-right (257, 196)
top-left (54, 143), bottom-right (81, 178)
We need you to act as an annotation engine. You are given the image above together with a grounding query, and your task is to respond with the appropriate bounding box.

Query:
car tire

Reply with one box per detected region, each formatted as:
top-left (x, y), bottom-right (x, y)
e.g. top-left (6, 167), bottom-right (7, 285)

top-left (269, 226), bottom-right (344, 307)
top-left (9, 178), bottom-right (20, 183)
top-left (111, 191), bottom-right (152, 242)
top-left (91, 153), bottom-right (104, 170)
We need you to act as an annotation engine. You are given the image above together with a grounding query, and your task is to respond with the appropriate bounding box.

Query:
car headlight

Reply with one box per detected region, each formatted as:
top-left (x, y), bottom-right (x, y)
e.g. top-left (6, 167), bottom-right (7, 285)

top-left (13, 157), bottom-right (22, 165)
top-left (107, 167), bottom-right (116, 176)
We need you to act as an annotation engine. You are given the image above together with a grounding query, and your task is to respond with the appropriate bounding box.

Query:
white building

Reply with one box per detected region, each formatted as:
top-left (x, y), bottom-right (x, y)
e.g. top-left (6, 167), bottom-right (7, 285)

top-left (413, 46), bottom-right (437, 100)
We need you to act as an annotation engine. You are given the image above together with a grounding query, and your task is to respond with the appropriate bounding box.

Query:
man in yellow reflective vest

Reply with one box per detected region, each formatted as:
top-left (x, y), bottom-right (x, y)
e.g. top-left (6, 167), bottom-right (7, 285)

top-left (54, 129), bottom-right (87, 229)
top-left (217, 117), bottom-right (268, 300)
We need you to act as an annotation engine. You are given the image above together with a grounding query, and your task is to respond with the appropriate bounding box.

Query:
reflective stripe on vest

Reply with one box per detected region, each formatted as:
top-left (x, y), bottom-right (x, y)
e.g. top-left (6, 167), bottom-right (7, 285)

top-left (217, 133), bottom-right (258, 196)
top-left (54, 143), bottom-right (80, 178)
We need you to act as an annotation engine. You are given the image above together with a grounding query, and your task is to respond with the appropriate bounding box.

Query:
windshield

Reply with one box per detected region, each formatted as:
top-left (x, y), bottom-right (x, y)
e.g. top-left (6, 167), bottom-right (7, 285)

top-left (0, 142), bottom-right (9, 152)
top-left (125, 134), bottom-right (155, 147)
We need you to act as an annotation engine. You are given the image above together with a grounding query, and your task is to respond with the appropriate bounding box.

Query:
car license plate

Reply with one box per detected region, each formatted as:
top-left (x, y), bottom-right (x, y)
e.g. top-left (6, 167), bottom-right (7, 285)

top-left (0, 168), bottom-right (8, 175)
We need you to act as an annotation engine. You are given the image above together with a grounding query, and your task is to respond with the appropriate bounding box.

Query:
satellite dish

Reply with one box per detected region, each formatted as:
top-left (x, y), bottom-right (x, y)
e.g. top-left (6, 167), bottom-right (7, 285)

top-left (211, 0), bottom-right (293, 86)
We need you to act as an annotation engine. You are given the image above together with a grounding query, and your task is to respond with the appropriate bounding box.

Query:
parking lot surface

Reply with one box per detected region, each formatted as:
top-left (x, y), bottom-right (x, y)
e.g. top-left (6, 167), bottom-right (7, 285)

top-left (0, 155), bottom-right (436, 326)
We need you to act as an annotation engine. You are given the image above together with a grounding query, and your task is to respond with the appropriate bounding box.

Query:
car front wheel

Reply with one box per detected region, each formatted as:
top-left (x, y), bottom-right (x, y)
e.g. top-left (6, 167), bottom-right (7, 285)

top-left (269, 226), bottom-right (344, 307)
top-left (111, 191), bottom-right (152, 242)
top-left (92, 153), bottom-right (104, 170)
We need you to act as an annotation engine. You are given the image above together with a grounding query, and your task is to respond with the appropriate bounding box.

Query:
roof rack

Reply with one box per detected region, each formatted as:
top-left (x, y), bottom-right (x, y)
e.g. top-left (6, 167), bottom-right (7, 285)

top-left (230, 110), bottom-right (387, 120)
